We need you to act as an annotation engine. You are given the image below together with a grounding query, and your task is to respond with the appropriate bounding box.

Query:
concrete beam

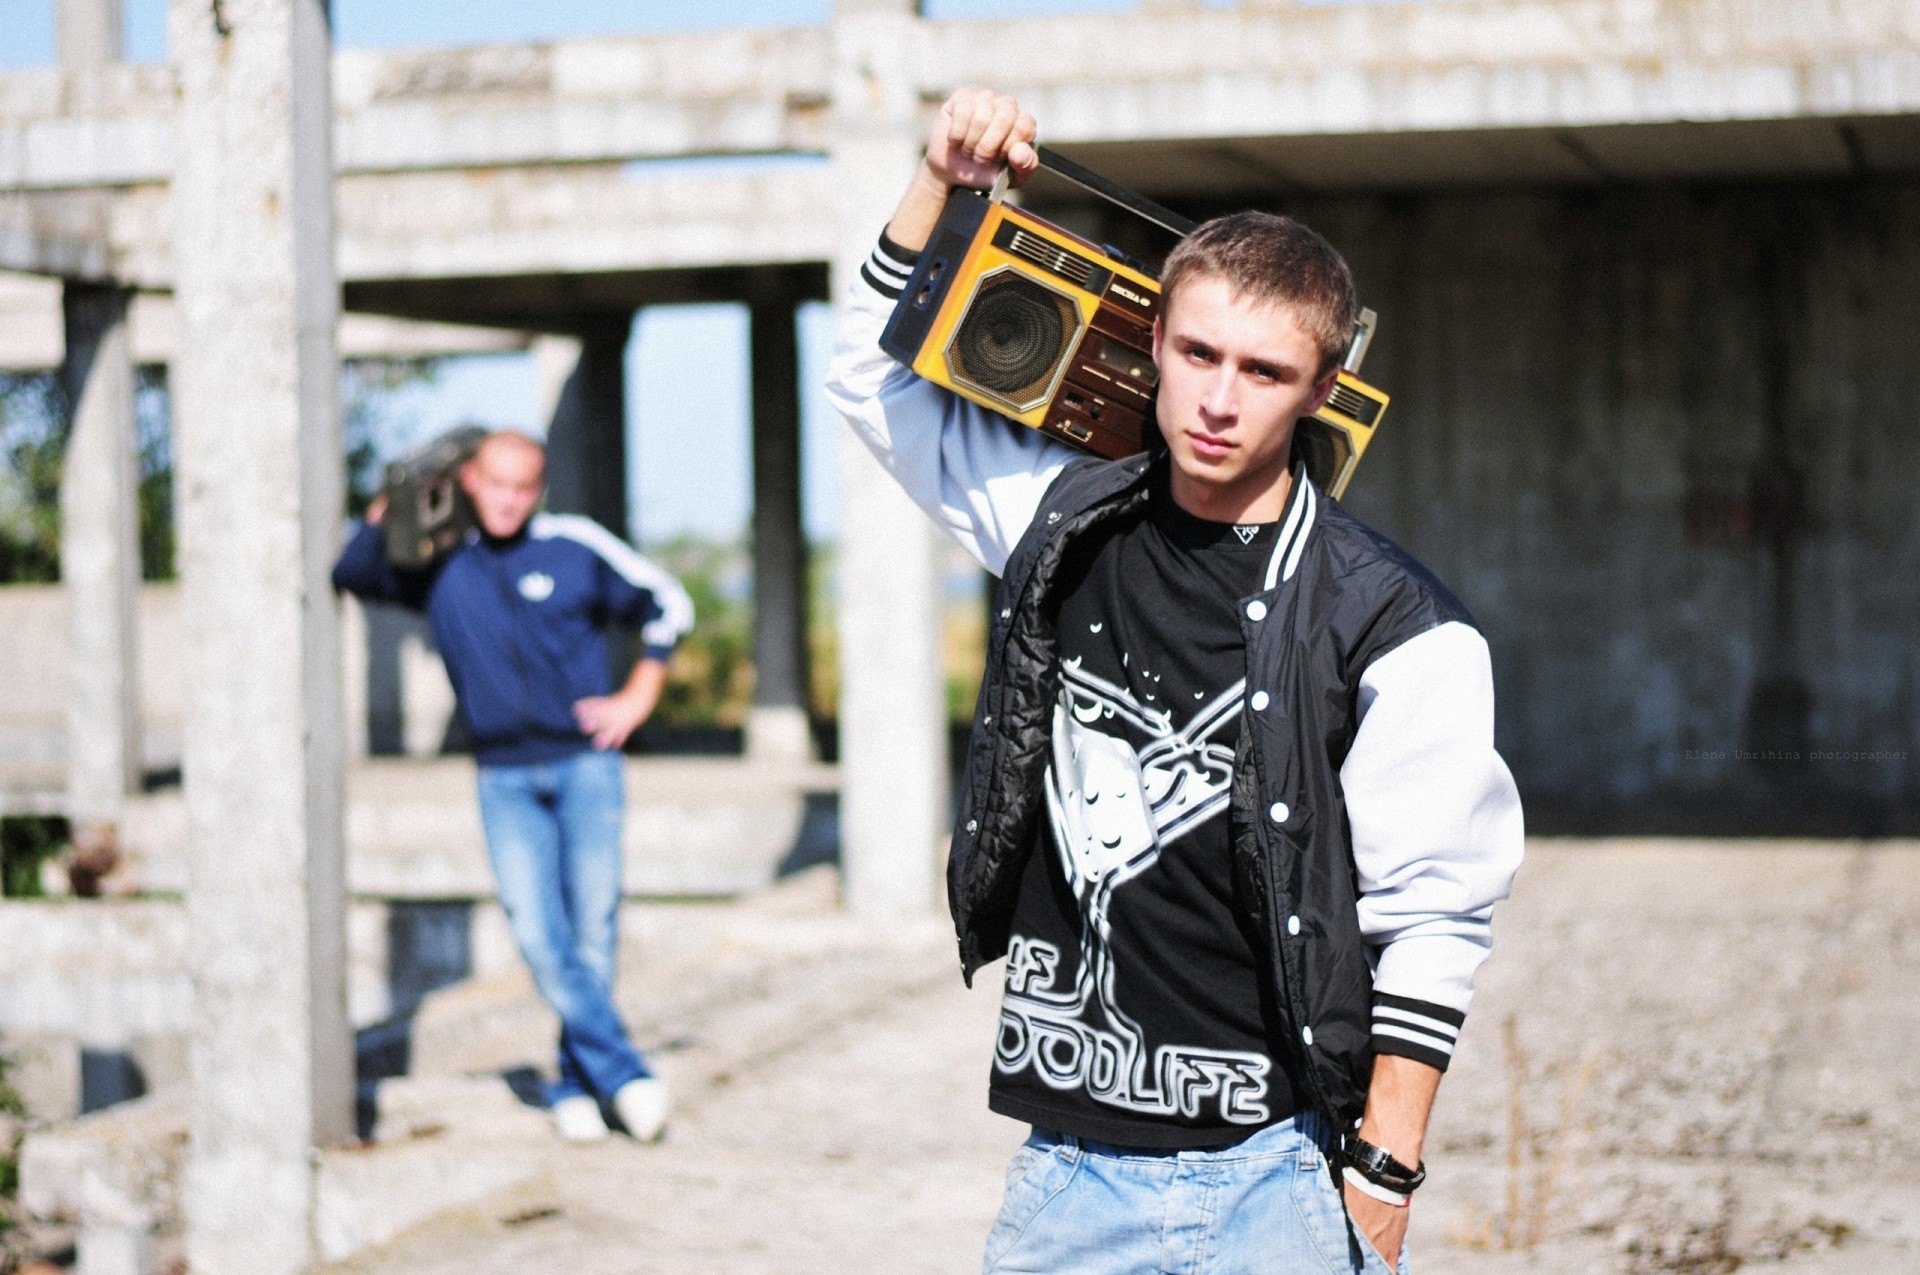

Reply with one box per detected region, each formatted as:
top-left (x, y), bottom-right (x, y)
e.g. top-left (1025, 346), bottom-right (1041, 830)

top-left (328, 31), bottom-right (831, 173)
top-left (0, 28), bottom-right (831, 193)
top-left (0, 192), bottom-right (117, 280)
top-left (168, 0), bottom-right (352, 1272)
top-left (2, 0), bottom-right (1917, 290)
top-left (58, 283), bottom-right (142, 858)
top-left (932, 0), bottom-right (1920, 142)
top-left (335, 161), bottom-right (839, 283)
top-left (2, 1), bottom-right (1919, 195)
top-left (344, 261), bottom-right (830, 336)
top-left (831, 0), bottom-right (947, 916)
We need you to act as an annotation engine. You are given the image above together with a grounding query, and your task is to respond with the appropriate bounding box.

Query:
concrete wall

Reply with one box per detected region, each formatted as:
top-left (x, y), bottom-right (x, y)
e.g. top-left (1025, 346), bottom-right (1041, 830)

top-left (1285, 176), bottom-right (1920, 832)
top-left (0, 894), bottom-right (531, 1121)
top-left (0, 583), bottom-right (182, 775)
top-left (0, 586), bottom-right (464, 776)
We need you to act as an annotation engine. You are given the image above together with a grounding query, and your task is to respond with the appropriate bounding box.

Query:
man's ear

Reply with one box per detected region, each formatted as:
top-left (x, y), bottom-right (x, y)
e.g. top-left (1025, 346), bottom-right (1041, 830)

top-left (1150, 316), bottom-right (1163, 368)
top-left (458, 459), bottom-right (479, 497)
top-left (1305, 366), bottom-right (1339, 416)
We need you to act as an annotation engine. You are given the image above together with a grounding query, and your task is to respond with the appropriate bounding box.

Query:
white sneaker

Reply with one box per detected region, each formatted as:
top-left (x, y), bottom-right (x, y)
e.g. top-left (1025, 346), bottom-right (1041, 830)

top-left (552, 1093), bottom-right (610, 1143)
top-left (613, 1076), bottom-right (670, 1143)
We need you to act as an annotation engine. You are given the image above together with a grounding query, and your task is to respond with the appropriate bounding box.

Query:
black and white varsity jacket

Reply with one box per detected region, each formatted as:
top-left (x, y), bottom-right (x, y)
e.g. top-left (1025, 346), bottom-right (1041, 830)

top-left (829, 234), bottom-right (1525, 1128)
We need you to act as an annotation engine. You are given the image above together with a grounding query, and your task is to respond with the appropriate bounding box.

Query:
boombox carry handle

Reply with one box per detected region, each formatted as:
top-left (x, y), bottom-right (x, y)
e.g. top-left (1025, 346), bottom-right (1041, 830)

top-left (990, 145), bottom-right (1198, 240)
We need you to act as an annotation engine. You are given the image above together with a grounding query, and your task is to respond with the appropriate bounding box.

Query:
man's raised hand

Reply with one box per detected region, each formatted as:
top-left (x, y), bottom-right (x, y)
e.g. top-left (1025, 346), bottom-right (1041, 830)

top-left (887, 88), bottom-right (1039, 257)
top-left (924, 87), bottom-right (1039, 192)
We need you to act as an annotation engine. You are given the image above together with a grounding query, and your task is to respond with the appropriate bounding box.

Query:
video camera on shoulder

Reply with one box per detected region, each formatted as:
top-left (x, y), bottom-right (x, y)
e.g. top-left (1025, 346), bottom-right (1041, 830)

top-left (381, 424), bottom-right (488, 570)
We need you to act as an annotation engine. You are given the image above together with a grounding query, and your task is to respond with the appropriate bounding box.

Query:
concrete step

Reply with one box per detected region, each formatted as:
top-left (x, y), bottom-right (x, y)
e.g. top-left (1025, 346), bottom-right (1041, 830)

top-left (12, 867), bottom-right (961, 1275)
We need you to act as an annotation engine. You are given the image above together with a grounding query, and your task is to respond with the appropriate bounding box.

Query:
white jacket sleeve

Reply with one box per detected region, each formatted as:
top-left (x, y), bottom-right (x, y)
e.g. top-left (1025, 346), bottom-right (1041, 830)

top-left (1339, 620), bottom-right (1525, 1071)
top-left (824, 233), bottom-right (1077, 577)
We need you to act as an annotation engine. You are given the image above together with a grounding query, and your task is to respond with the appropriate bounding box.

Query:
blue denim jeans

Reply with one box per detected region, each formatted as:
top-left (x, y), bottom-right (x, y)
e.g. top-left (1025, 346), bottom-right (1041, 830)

top-left (982, 1113), bottom-right (1409, 1275)
top-left (475, 749), bottom-right (650, 1104)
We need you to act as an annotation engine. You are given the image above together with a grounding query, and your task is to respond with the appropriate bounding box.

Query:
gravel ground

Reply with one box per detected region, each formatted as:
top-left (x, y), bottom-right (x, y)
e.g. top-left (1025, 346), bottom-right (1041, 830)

top-left (321, 840), bottom-right (1920, 1275)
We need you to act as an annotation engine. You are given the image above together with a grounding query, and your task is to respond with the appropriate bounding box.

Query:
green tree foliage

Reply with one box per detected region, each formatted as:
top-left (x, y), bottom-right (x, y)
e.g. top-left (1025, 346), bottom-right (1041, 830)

top-left (0, 359), bottom-right (436, 586)
top-left (0, 1038), bottom-right (25, 1262)
top-left (0, 818), bottom-right (66, 899)
top-left (0, 374), bottom-right (64, 584)
top-left (649, 536), bottom-right (753, 728)
top-left (342, 358), bottom-right (438, 517)
top-left (135, 365), bottom-right (174, 580)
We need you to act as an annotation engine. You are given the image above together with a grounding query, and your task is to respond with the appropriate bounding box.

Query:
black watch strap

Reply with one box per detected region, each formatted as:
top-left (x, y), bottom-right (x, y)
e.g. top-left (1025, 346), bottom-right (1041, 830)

top-left (1343, 1135), bottom-right (1427, 1193)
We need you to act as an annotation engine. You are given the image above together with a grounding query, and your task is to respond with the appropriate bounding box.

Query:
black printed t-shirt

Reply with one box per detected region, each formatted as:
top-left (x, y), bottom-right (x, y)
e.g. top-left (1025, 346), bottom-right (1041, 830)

top-left (987, 475), bottom-right (1305, 1149)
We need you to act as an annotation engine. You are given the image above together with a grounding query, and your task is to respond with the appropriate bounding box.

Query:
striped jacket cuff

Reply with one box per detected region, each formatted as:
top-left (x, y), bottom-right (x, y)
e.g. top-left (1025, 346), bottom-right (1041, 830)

top-left (860, 231), bottom-right (920, 299)
top-left (1371, 993), bottom-right (1465, 1072)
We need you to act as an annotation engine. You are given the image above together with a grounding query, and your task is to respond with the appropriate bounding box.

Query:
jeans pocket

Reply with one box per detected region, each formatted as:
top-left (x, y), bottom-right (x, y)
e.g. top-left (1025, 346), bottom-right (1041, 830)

top-left (981, 1139), bottom-right (1079, 1274)
top-left (1291, 1160), bottom-right (1397, 1274)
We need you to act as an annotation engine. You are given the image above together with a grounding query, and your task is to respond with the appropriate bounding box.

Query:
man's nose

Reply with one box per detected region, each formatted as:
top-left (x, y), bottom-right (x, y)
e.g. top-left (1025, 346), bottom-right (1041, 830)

top-left (1200, 367), bottom-right (1237, 420)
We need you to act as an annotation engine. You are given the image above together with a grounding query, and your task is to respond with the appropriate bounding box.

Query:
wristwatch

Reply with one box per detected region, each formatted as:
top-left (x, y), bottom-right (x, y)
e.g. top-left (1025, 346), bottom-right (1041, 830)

top-left (1343, 1134), bottom-right (1427, 1194)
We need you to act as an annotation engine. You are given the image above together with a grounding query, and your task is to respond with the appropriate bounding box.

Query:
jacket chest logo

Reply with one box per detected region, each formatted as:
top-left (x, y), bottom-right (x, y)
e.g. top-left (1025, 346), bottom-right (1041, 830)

top-left (516, 571), bottom-right (555, 602)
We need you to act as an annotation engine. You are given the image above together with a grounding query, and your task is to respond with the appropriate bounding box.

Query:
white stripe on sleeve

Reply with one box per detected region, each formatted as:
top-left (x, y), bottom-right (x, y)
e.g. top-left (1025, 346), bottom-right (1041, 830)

top-left (530, 513), bottom-right (695, 648)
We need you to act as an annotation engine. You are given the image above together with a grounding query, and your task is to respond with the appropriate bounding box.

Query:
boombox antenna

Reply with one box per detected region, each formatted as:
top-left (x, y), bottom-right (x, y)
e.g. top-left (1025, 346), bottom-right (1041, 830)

top-left (1011, 145), bottom-right (1197, 239)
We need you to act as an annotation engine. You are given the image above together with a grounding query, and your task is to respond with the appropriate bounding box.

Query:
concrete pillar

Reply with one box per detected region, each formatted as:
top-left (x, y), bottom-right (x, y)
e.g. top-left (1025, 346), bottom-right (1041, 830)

top-left (168, 0), bottom-right (351, 1271)
top-left (540, 319), bottom-right (631, 540)
top-left (748, 283), bottom-right (814, 763)
top-left (831, 1), bottom-right (947, 914)
top-left (57, 0), bottom-right (123, 65)
top-left (59, 284), bottom-right (143, 881)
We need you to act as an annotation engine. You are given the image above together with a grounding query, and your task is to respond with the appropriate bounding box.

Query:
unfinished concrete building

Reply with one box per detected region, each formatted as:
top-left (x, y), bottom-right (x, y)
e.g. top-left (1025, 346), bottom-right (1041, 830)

top-left (0, 0), bottom-right (1916, 1269)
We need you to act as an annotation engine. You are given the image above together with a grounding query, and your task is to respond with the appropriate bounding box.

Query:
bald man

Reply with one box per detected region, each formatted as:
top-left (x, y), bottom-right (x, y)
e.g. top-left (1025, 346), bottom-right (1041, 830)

top-left (333, 430), bottom-right (694, 1143)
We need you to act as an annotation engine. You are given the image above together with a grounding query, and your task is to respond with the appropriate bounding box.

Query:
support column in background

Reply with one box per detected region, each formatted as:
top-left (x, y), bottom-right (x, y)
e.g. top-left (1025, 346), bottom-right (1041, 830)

top-left (540, 319), bottom-right (631, 540)
top-left (58, 283), bottom-right (142, 889)
top-left (169, 0), bottom-right (351, 1270)
top-left (748, 281), bottom-right (814, 763)
top-left (831, 0), bottom-right (946, 914)
top-left (56, 0), bottom-right (122, 65)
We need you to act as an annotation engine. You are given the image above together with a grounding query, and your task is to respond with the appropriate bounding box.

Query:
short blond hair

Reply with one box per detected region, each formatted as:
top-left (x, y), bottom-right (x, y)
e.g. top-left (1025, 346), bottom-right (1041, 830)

top-left (1160, 211), bottom-right (1358, 378)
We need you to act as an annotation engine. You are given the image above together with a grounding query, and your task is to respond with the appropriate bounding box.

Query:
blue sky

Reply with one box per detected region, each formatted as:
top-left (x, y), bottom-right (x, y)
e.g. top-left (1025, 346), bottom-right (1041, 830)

top-left (0, 0), bottom-right (1269, 544)
top-left (361, 304), bottom-right (839, 544)
top-left (0, 0), bottom-right (1176, 64)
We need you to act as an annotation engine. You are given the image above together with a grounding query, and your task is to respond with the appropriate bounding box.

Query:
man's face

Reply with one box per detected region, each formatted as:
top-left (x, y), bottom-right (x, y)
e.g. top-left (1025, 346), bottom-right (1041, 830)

top-left (460, 437), bottom-right (546, 538)
top-left (1151, 273), bottom-right (1338, 522)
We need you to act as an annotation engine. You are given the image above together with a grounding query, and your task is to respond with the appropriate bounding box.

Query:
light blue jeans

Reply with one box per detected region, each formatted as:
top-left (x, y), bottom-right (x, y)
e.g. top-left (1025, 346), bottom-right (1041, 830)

top-left (983, 1113), bottom-right (1409, 1275)
top-left (475, 749), bottom-right (650, 1105)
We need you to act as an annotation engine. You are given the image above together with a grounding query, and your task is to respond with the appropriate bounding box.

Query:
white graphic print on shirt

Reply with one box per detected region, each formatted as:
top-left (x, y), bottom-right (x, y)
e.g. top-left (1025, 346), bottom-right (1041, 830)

top-left (994, 655), bottom-right (1272, 1125)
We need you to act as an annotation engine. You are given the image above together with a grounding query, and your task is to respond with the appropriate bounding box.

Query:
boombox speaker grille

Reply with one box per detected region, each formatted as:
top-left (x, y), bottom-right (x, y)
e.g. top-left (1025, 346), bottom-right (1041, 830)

top-left (947, 270), bottom-right (1082, 411)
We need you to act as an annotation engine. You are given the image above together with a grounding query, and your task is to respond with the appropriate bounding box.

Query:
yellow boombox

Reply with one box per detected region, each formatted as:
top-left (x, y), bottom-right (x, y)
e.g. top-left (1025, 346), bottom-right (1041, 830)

top-left (880, 147), bottom-right (1389, 499)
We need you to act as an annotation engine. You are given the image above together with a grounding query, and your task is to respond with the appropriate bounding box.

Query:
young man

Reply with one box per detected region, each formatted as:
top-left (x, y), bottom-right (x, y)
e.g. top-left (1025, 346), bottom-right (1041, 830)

top-left (332, 430), bottom-right (694, 1144)
top-left (827, 90), bottom-right (1524, 1273)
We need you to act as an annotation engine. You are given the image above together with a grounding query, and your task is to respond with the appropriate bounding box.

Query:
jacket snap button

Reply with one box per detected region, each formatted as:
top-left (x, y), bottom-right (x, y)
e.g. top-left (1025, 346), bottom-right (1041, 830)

top-left (983, 715), bottom-right (992, 725)
top-left (1246, 600), bottom-right (1267, 622)
top-left (1301, 1026), bottom-right (1314, 1047)
top-left (1000, 608), bottom-right (1011, 620)
top-left (1268, 801), bottom-right (1289, 823)
top-left (1250, 691), bottom-right (1270, 711)
top-left (966, 819), bottom-right (978, 834)
top-left (1287, 915), bottom-right (1300, 936)
top-left (1047, 511), bottom-right (1061, 523)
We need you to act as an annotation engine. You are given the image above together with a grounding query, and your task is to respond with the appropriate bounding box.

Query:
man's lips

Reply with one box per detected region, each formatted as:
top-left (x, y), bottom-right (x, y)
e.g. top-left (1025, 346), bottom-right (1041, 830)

top-left (1185, 429), bottom-right (1234, 459)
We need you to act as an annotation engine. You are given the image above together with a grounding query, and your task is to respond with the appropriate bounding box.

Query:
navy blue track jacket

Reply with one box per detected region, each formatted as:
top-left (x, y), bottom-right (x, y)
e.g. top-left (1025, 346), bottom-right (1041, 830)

top-left (332, 513), bottom-right (694, 767)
